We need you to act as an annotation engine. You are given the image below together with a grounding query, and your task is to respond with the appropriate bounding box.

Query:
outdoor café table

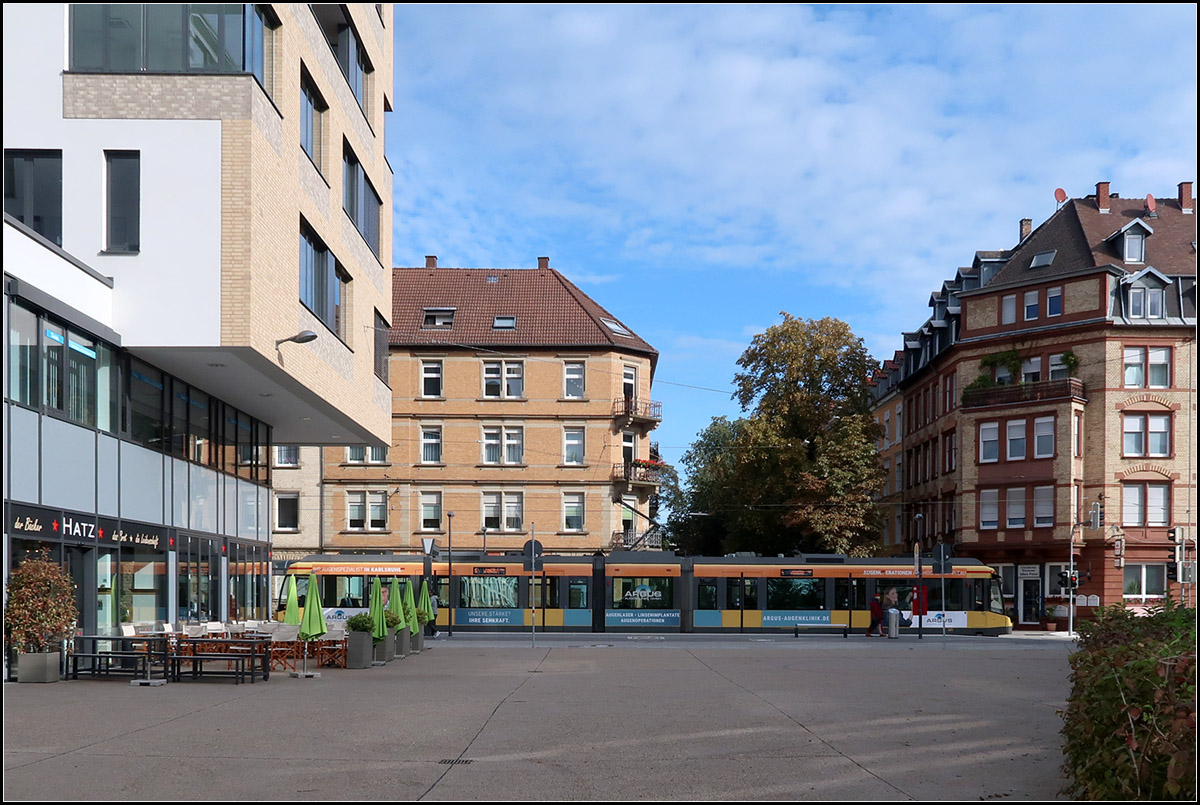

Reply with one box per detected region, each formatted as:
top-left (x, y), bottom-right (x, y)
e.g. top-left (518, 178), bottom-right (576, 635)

top-left (175, 636), bottom-right (270, 682)
top-left (73, 634), bottom-right (170, 683)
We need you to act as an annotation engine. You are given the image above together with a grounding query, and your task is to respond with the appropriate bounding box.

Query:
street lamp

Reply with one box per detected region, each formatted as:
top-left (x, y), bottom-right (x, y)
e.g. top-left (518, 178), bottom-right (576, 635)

top-left (274, 329), bottom-right (318, 349)
top-left (481, 525), bottom-right (488, 555)
top-left (446, 511), bottom-right (454, 638)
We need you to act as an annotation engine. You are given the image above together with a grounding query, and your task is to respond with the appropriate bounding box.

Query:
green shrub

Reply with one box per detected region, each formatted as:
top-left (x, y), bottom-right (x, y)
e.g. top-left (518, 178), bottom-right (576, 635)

top-left (415, 606), bottom-right (431, 625)
top-left (344, 613), bottom-right (374, 633)
top-left (1061, 599), bottom-right (1196, 800)
top-left (385, 610), bottom-right (403, 630)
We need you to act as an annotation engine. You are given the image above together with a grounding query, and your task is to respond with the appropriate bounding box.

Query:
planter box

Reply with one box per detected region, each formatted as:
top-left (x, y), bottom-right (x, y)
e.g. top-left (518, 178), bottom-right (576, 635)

top-left (1042, 621), bottom-right (1059, 632)
top-left (18, 650), bottom-right (61, 683)
top-left (411, 629), bottom-right (423, 654)
top-left (346, 631), bottom-right (373, 669)
top-left (396, 627), bottom-right (410, 658)
top-left (373, 632), bottom-right (395, 663)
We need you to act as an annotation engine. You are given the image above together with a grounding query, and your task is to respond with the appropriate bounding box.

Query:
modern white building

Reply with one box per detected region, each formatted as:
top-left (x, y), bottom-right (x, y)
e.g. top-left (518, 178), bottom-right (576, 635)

top-left (3, 4), bottom-right (394, 675)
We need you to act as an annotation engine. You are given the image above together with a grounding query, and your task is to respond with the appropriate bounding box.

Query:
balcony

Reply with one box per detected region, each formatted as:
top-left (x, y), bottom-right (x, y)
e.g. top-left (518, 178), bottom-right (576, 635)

top-left (961, 377), bottom-right (1087, 410)
top-left (612, 462), bottom-right (664, 488)
top-left (612, 397), bottom-right (663, 429)
top-left (610, 529), bottom-right (664, 551)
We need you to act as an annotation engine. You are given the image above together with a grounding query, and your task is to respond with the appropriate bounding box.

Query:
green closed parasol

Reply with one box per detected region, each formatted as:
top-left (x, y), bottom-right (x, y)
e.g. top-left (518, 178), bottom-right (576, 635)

top-left (295, 573), bottom-right (327, 678)
top-left (369, 577), bottom-right (388, 641)
top-left (283, 574), bottom-right (301, 625)
top-left (388, 576), bottom-right (404, 633)
top-left (403, 573), bottom-right (419, 635)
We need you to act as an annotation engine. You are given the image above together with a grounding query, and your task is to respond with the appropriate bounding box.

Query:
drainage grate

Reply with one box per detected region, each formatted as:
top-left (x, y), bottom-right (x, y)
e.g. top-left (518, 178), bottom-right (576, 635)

top-left (439, 759), bottom-right (473, 765)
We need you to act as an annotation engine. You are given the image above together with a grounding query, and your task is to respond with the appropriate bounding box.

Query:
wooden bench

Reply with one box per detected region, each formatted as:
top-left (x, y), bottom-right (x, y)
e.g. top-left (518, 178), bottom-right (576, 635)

top-left (170, 652), bottom-right (248, 684)
top-left (69, 651), bottom-right (150, 679)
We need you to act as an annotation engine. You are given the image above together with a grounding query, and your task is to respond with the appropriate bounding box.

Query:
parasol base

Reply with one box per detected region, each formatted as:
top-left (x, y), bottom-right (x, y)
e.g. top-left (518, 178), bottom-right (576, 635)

top-left (371, 661), bottom-right (387, 666)
top-left (289, 671), bottom-right (321, 679)
top-left (131, 679), bottom-right (166, 687)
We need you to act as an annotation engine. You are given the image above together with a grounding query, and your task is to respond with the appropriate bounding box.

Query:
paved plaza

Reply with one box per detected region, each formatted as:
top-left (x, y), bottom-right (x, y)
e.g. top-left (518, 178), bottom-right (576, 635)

top-left (3, 632), bottom-right (1076, 801)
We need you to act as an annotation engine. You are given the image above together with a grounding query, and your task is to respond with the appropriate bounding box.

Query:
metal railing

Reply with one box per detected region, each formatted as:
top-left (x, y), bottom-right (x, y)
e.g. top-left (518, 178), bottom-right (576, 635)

top-left (961, 377), bottom-right (1086, 409)
top-left (611, 398), bottom-right (663, 421)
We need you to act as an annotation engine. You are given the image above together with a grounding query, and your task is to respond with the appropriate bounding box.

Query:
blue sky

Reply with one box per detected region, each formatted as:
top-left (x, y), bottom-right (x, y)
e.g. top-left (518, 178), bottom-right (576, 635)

top-left (385, 4), bottom-right (1197, 469)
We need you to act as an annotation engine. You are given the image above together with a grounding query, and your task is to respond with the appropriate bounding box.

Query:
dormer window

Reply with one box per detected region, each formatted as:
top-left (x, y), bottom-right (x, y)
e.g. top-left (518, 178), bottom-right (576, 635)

top-left (1106, 219), bottom-right (1152, 265)
top-left (1129, 287), bottom-right (1165, 319)
top-left (1030, 250), bottom-right (1056, 268)
top-left (492, 315), bottom-right (516, 330)
top-left (422, 308), bottom-right (455, 328)
top-left (1124, 232), bottom-right (1145, 263)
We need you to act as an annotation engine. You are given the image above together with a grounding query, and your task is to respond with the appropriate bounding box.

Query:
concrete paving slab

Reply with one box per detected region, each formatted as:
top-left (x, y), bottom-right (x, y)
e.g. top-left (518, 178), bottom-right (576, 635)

top-left (4, 633), bottom-right (1075, 800)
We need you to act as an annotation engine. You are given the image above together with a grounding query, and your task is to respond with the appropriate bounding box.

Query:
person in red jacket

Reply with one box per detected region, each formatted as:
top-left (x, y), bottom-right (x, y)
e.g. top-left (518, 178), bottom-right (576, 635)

top-left (866, 592), bottom-right (884, 637)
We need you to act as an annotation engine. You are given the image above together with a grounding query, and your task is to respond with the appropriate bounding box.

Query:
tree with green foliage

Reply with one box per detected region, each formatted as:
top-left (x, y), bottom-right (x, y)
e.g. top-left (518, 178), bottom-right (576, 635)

top-left (670, 314), bottom-right (883, 556)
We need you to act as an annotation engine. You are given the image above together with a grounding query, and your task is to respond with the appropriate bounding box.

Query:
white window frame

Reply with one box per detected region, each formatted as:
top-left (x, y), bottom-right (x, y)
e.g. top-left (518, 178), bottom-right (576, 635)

top-left (1033, 485), bottom-right (1054, 528)
top-left (347, 445), bottom-right (387, 464)
top-left (481, 425), bottom-right (524, 465)
top-left (421, 360), bottom-right (443, 398)
top-left (420, 425), bottom-right (442, 464)
top-left (979, 422), bottom-right (999, 464)
top-left (1122, 483), bottom-right (1167, 528)
top-left (419, 491), bottom-right (442, 531)
top-left (1023, 290), bottom-right (1039, 321)
top-left (564, 361), bottom-right (586, 399)
top-left (563, 492), bottom-right (585, 532)
top-left (1006, 487), bottom-right (1026, 528)
top-left (1033, 416), bottom-right (1054, 459)
top-left (483, 360), bottom-right (524, 399)
top-left (1124, 232), bottom-right (1145, 263)
top-left (1006, 420), bottom-right (1026, 461)
top-left (274, 445), bottom-right (299, 467)
top-left (1148, 347), bottom-right (1170, 388)
top-left (622, 365), bottom-right (638, 400)
top-left (995, 364), bottom-right (1012, 386)
top-left (1147, 288), bottom-right (1165, 319)
top-left (563, 427), bottom-right (585, 465)
top-left (1073, 412), bottom-right (1083, 457)
top-left (274, 491), bottom-right (299, 531)
top-left (347, 490), bottom-right (387, 531)
top-left (1123, 347), bottom-right (1145, 388)
top-left (1022, 357), bottom-right (1041, 384)
top-left (1123, 564), bottom-right (1166, 601)
top-left (1047, 286), bottom-right (1062, 317)
top-left (980, 489), bottom-right (999, 530)
top-left (1049, 353), bottom-right (1069, 380)
top-left (1129, 287), bottom-right (1146, 318)
top-left (1001, 295), bottom-right (1016, 325)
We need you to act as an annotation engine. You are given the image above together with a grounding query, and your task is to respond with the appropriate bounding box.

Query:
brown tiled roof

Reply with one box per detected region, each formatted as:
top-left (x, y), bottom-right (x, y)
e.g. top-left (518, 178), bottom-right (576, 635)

top-left (987, 192), bottom-right (1196, 287)
top-left (390, 266), bottom-right (658, 361)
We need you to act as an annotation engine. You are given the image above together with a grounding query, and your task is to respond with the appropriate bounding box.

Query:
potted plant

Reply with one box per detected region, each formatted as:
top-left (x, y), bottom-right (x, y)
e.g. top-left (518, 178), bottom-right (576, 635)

top-left (395, 609), bottom-right (410, 658)
top-left (4, 550), bottom-right (78, 683)
top-left (344, 612), bottom-right (374, 669)
top-left (379, 610), bottom-right (402, 662)
top-left (405, 597), bottom-right (422, 653)
top-left (416, 606), bottom-right (432, 643)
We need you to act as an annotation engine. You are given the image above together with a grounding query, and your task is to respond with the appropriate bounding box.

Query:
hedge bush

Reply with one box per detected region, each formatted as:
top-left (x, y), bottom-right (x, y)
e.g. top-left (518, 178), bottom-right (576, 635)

top-left (1061, 599), bottom-right (1196, 800)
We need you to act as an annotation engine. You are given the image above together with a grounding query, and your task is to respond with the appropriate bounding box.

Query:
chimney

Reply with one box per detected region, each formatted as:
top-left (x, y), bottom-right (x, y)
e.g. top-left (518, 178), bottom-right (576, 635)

top-left (1019, 218), bottom-right (1032, 242)
top-left (425, 255), bottom-right (437, 269)
top-left (1096, 181), bottom-right (1110, 213)
top-left (537, 256), bottom-right (549, 270)
top-left (1180, 182), bottom-right (1194, 214)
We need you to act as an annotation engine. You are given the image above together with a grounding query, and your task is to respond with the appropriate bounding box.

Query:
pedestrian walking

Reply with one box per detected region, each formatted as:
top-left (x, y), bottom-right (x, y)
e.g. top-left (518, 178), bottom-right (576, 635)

top-left (428, 589), bottom-right (439, 637)
top-left (867, 592), bottom-right (883, 637)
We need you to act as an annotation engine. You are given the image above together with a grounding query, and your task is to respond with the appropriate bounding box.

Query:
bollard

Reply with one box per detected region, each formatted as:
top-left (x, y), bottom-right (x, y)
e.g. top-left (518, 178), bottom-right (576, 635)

top-left (842, 626), bottom-right (848, 639)
top-left (886, 609), bottom-right (900, 639)
top-left (793, 624), bottom-right (799, 638)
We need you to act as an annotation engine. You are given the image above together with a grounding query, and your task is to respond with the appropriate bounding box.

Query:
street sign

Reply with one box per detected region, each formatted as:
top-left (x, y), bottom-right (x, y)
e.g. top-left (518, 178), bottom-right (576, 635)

top-left (523, 539), bottom-right (544, 572)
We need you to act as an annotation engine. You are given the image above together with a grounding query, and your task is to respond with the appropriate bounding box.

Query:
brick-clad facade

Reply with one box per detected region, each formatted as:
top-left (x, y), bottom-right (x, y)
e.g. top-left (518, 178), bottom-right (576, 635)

top-left (872, 182), bottom-right (1197, 626)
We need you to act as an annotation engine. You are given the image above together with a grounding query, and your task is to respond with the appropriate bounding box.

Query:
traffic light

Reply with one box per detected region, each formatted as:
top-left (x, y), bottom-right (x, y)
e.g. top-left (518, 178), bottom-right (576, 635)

top-left (1069, 570), bottom-right (1080, 589)
top-left (1058, 570), bottom-right (1070, 589)
top-left (1088, 503), bottom-right (1105, 529)
top-left (1167, 562), bottom-right (1179, 582)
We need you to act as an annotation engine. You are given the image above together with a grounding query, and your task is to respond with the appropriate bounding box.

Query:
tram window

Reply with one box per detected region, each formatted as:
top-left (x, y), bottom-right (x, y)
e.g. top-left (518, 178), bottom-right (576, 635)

top-left (880, 584), bottom-right (915, 612)
top-left (926, 581), bottom-right (964, 611)
top-left (568, 578), bottom-right (588, 609)
top-left (726, 578), bottom-right (757, 609)
top-left (834, 579), bottom-right (867, 610)
top-left (767, 578), bottom-right (822, 610)
top-left (333, 577), bottom-right (365, 608)
top-left (532, 577), bottom-right (560, 609)
top-left (696, 579), bottom-right (718, 610)
top-left (612, 577), bottom-right (673, 609)
top-left (460, 576), bottom-right (518, 608)
top-left (986, 579), bottom-right (1005, 614)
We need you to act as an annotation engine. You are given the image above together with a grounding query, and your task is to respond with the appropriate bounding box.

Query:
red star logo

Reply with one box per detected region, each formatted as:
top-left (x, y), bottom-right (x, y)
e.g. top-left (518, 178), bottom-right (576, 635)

top-left (98, 527), bottom-right (105, 539)
top-left (53, 519), bottom-right (60, 532)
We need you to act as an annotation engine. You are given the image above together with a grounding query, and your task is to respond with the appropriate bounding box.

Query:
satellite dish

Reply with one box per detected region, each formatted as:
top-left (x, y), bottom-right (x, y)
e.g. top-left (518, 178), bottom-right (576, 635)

top-left (1054, 188), bottom-right (1068, 203)
top-left (1146, 193), bottom-right (1157, 212)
